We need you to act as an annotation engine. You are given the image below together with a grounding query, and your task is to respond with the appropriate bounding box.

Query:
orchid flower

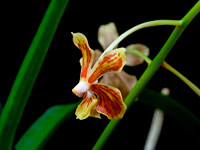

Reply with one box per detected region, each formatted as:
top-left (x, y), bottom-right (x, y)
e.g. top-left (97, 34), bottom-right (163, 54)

top-left (72, 32), bottom-right (127, 120)
top-left (97, 22), bottom-right (150, 98)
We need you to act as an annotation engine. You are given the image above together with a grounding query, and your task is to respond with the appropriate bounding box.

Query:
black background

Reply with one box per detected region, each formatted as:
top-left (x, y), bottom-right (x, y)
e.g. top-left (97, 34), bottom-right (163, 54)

top-left (1, 0), bottom-right (200, 149)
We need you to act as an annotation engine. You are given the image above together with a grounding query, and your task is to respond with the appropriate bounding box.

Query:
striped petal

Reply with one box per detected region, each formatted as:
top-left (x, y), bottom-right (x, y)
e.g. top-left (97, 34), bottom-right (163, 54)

top-left (75, 93), bottom-right (100, 120)
top-left (91, 83), bottom-right (127, 119)
top-left (72, 32), bottom-right (94, 80)
top-left (88, 48), bottom-right (126, 84)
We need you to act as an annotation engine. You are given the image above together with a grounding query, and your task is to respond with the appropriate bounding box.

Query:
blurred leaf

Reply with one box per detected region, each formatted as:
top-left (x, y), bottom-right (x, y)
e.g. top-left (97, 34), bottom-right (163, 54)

top-left (0, 102), bottom-right (2, 114)
top-left (139, 88), bottom-right (200, 137)
top-left (15, 102), bottom-right (79, 150)
top-left (0, 0), bottom-right (70, 149)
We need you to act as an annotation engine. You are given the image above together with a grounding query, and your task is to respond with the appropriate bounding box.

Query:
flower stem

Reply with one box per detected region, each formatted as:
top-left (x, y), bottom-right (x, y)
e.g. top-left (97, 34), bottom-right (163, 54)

top-left (101, 20), bottom-right (182, 58)
top-left (126, 49), bottom-right (200, 97)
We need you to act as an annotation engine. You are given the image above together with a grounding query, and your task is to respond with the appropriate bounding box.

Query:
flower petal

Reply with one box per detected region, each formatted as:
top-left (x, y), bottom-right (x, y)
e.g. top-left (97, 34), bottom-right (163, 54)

top-left (88, 48), bottom-right (126, 84)
top-left (100, 71), bottom-right (137, 98)
top-left (90, 83), bottom-right (127, 119)
top-left (75, 93), bottom-right (100, 120)
top-left (90, 107), bottom-right (101, 119)
top-left (126, 44), bottom-right (149, 66)
top-left (98, 22), bottom-right (119, 50)
top-left (92, 49), bottom-right (102, 67)
top-left (72, 32), bottom-right (94, 80)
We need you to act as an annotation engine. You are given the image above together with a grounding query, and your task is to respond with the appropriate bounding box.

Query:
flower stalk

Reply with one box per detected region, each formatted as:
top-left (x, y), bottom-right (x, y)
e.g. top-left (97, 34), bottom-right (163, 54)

top-left (101, 20), bottom-right (182, 57)
top-left (126, 49), bottom-right (200, 97)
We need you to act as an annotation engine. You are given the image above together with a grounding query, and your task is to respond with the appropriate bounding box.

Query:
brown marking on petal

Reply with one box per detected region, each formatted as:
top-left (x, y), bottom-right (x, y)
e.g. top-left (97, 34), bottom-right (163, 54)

top-left (88, 48), bottom-right (126, 84)
top-left (75, 93), bottom-right (98, 120)
top-left (72, 33), bottom-right (94, 80)
top-left (92, 50), bottom-right (102, 67)
top-left (89, 58), bottom-right (123, 83)
top-left (81, 93), bottom-right (96, 107)
top-left (78, 41), bottom-right (93, 79)
top-left (91, 83), bottom-right (126, 119)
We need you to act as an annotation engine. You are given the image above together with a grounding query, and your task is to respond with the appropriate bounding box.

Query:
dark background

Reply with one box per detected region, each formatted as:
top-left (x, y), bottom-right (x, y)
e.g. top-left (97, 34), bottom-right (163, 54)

top-left (1, 0), bottom-right (200, 149)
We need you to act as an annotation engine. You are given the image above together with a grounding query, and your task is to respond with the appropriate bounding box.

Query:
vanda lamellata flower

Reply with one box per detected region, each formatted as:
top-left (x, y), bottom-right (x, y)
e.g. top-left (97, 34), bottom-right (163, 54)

top-left (72, 32), bottom-right (127, 120)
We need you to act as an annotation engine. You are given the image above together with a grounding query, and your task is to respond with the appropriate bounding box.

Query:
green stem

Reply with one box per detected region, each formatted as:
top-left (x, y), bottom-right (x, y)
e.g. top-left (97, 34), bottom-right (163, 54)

top-left (0, 0), bottom-right (69, 149)
top-left (126, 49), bottom-right (200, 96)
top-left (93, 1), bottom-right (200, 149)
top-left (100, 20), bottom-right (182, 58)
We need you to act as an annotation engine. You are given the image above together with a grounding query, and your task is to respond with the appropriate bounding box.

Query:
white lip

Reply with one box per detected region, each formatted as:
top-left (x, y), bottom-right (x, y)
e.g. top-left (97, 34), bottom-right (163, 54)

top-left (72, 81), bottom-right (90, 97)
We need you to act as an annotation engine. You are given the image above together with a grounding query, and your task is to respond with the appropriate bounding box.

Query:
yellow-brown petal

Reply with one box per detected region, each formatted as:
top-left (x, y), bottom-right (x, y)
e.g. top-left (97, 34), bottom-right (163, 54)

top-left (75, 94), bottom-right (98, 120)
top-left (126, 44), bottom-right (149, 66)
top-left (90, 108), bottom-right (101, 119)
top-left (92, 49), bottom-right (102, 67)
top-left (88, 48), bottom-right (126, 84)
top-left (72, 32), bottom-right (94, 80)
top-left (80, 49), bottom-right (102, 68)
top-left (100, 71), bottom-right (137, 98)
top-left (98, 22), bottom-right (119, 50)
top-left (90, 83), bottom-right (127, 120)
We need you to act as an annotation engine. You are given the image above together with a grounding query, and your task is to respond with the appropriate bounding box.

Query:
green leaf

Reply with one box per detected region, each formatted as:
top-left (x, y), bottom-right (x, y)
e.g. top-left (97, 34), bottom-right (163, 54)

top-left (15, 102), bottom-right (79, 150)
top-left (93, 88), bottom-right (200, 150)
top-left (0, 0), bottom-right (70, 149)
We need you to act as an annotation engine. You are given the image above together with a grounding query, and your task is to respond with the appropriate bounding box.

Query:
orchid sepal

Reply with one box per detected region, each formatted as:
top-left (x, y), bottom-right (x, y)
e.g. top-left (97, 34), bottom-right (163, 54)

top-left (72, 32), bottom-right (94, 81)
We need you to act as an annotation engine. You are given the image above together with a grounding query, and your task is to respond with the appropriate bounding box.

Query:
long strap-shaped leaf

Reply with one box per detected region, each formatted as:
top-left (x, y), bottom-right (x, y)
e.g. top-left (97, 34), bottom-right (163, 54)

top-left (15, 102), bottom-right (79, 150)
top-left (0, 0), bottom-right (69, 149)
